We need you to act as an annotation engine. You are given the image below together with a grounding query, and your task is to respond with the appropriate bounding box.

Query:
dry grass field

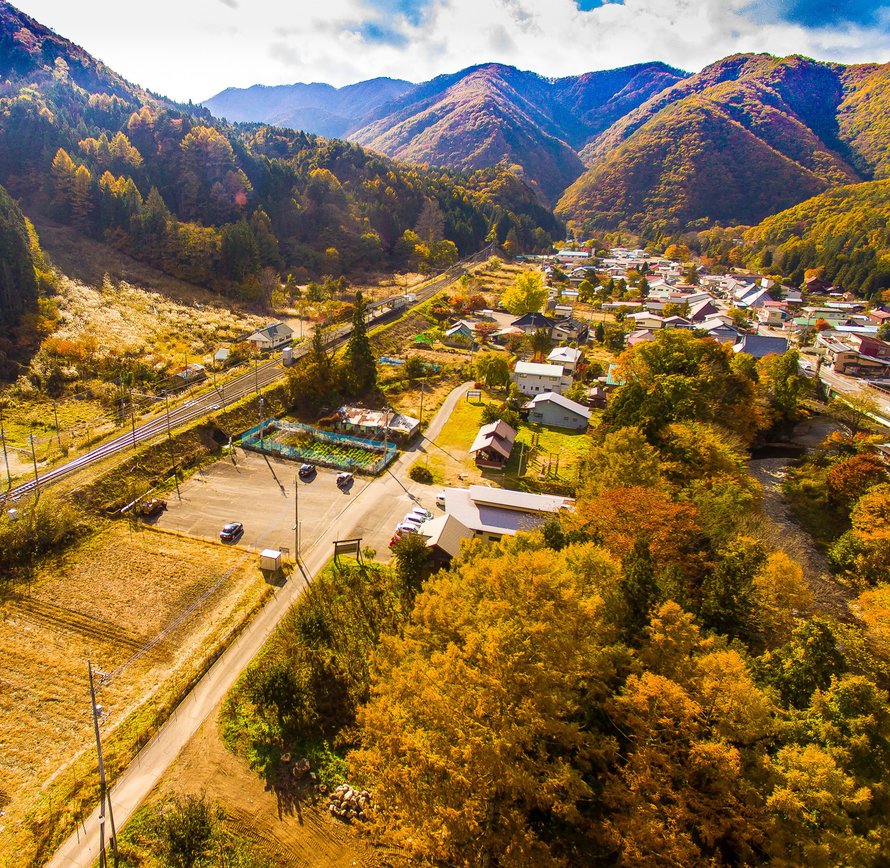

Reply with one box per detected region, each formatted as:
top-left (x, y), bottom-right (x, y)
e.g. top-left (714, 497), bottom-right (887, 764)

top-left (0, 523), bottom-right (271, 865)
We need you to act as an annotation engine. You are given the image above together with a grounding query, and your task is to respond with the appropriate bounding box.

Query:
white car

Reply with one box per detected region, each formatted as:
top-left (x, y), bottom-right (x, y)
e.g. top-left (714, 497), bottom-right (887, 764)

top-left (435, 492), bottom-right (446, 508)
top-left (406, 506), bottom-right (433, 522)
top-left (395, 522), bottom-right (420, 535)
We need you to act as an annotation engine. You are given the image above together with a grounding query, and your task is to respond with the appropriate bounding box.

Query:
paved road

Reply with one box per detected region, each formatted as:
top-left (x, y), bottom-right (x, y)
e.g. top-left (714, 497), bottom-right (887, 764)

top-left (3, 247), bottom-right (492, 506)
top-left (47, 381), bottom-right (471, 868)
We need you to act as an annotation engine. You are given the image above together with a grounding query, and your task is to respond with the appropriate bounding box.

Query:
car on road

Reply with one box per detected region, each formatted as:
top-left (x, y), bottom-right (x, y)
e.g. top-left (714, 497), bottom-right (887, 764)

top-left (336, 471), bottom-right (354, 488)
top-left (298, 463), bottom-right (316, 479)
top-left (219, 521), bottom-right (244, 542)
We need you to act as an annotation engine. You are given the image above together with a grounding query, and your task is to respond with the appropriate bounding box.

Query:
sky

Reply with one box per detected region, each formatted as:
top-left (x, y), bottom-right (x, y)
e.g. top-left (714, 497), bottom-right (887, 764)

top-left (12, 0), bottom-right (890, 102)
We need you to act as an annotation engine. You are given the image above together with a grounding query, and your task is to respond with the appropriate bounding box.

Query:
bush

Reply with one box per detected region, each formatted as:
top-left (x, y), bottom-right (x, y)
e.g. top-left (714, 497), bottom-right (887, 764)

top-left (409, 463), bottom-right (434, 484)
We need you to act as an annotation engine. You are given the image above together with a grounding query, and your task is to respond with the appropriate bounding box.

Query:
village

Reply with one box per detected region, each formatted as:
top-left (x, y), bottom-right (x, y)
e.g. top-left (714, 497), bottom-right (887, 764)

top-left (137, 240), bottom-right (890, 574)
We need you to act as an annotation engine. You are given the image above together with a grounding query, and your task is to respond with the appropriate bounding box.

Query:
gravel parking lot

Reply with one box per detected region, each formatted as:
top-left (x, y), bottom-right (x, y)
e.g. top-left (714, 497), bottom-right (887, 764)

top-left (154, 448), bottom-right (441, 562)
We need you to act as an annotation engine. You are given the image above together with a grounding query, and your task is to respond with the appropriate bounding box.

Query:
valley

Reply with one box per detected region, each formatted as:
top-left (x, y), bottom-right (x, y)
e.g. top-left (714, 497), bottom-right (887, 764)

top-left (0, 1), bottom-right (889, 866)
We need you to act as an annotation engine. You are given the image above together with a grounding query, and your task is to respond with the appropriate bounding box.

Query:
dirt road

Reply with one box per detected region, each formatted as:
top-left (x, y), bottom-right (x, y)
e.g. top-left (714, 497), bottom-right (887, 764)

top-left (47, 382), bottom-right (471, 868)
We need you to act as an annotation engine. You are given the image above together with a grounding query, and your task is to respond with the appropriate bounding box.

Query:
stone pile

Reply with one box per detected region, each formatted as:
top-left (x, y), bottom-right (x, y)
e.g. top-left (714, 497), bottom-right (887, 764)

top-left (329, 783), bottom-right (371, 822)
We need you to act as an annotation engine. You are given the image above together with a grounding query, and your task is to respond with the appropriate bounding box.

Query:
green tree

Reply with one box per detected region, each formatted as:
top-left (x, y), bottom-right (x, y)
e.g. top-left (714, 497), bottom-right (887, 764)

top-left (757, 349), bottom-right (811, 421)
top-left (501, 270), bottom-right (547, 315)
top-left (529, 328), bottom-right (552, 360)
top-left (759, 619), bottom-right (847, 709)
top-left (392, 532), bottom-right (433, 605)
top-left (344, 290), bottom-right (376, 394)
top-left (473, 351), bottom-right (510, 388)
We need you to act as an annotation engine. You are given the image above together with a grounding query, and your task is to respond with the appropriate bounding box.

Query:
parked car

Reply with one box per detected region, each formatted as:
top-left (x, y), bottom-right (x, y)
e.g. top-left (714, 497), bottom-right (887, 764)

top-left (407, 506), bottom-right (433, 521)
top-left (336, 471), bottom-right (354, 488)
top-left (219, 521), bottom-right (243, 542)
top-left (298, 463), bottom-right (316, 479)
top-left (395, 522), bottom-right (421, 535)
top-left (435, 492), bottom-right (446, 508)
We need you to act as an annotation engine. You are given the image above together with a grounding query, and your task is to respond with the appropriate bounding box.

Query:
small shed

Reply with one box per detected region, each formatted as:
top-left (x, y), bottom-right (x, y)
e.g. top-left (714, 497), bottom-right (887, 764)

top-left (259, 549), bottom-right (282, 571)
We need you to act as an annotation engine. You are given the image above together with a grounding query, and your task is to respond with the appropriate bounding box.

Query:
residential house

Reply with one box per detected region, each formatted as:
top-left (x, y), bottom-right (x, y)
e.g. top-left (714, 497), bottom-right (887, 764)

top-left (868, 308), bottom-right (890, 327)
top-left (627, 329), bottom-right (657, 347)
top-left (523, 391), bottom-right (591, 430)
top-left (547, 346), bottom-right (583, 373)
top-left (733, 334), bottom-right (789, 358)
top-left (626, 311), bottom-right (665, 330)
top-left (174, 363), bottom-right (206, 383)
top-left (662, 315), bottom-right (693, 329)
top-left (443, 320), bottom-right (475, 346)
top-left (737, 287), bottom-right (774, 309)
top-left (688, 298), bottom-right (719, 323)
top-left (247, 322), bottom-right (294, 351)
top-left (757, 303), bottom-right (789, 328)
top-left (551, 317), bottom-right (589, 343)
top-left (469, 420), bottom-right (517, 469)
top-left (337, 406), bottom-right (420, 440)
top-left (440, 485), bottom-right (574, 544)
top-left (511, 361), bottom-right (573, 396)
top-left (699, 318), bottom-right (741, 344)
top-left (213, 347), bottom-right (230, 368)
top-left (511, 312), bottom-right (556, 335)
top-left (419, 514), bottom-right (474, 565)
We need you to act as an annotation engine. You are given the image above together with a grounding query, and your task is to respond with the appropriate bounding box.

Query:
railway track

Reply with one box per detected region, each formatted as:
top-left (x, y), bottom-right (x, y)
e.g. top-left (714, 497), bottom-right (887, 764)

top-left (1, 244), bottom-right (494, 505)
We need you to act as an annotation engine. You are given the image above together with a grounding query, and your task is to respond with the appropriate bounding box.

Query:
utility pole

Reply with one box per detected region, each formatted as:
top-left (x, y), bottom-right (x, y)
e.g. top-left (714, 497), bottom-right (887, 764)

top-left (88, 660), bottom-right (118, 868)
top-left (29, 430), bottom-right (39, 499)
top-left (128, 389), bottom-right (136, 450)
top-left (294, 471), bottom-right (300, 564)
top-left (419, 380), bottom-right (425, 428)
top-left (52, 400), bottom-right (61, 449)
top-left (0, 404), bottom-right (10, 491)
top-left (164, 392), bottom-right (180, 501)
top-left (259, 396), bottom-right (265, 450)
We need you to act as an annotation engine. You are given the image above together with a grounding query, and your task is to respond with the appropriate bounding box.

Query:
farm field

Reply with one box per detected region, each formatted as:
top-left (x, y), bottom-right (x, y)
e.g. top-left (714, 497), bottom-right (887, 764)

top-left (273, 429), bottom-right (387, 471)
top-left (0, 523), bottom-right (270, 866)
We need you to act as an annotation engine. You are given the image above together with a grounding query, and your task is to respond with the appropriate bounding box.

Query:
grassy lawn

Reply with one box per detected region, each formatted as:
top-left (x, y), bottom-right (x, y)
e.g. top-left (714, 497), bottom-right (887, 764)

top-left (421, 392), bottom-right (595, 495)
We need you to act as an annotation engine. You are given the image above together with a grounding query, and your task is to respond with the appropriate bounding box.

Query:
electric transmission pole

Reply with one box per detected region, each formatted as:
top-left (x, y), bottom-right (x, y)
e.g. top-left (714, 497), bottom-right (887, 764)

top-left (88, 660), bottom-right (118, 867)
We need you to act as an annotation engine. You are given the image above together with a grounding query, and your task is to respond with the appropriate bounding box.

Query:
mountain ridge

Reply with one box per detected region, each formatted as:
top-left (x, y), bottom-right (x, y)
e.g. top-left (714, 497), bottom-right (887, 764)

top-left (205, 61), bottom-right (688, 203)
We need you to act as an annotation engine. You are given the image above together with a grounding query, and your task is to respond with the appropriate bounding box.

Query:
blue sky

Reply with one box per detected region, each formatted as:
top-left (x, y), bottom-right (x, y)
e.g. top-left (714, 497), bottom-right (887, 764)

top-left (13, 0), bottom-right (890, 101)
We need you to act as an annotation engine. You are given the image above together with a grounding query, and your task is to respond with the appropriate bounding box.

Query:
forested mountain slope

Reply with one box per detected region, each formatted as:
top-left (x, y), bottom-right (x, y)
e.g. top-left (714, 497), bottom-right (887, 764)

top-left (742, 179), bottom-right (890, 295)
top-left (0, 181), bottom-right (36, 331)
top-left (558, 54), bottom-right (889, 236)
top-left (208, 61), bottom-right (686, 204)
top-left (0, 1), bottom-right (558, 303)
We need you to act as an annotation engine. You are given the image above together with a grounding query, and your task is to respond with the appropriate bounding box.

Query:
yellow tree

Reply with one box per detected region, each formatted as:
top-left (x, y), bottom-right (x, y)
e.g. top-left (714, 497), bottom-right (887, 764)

top-left (501, 270), bottom-right (547, 315)
top-left (752, 551), bottom-right (814, 641)
top-left (351, 544), bottom-right (618, 866)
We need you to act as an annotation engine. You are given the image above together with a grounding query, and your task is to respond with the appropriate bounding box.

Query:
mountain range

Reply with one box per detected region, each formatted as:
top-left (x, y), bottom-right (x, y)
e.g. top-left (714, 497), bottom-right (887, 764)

top-left (208, 54), bottom-right (890, 236)
top-left (207, 62), bottom-right (687, 202)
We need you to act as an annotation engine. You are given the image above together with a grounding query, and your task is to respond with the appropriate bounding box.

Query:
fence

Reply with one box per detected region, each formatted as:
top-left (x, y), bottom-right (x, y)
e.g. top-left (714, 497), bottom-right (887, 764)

top-left (241, 419), bottom-right (398, 474)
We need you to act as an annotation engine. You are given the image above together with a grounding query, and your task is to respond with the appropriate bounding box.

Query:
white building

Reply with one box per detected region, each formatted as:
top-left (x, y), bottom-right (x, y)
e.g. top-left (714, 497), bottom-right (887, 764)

top-left (546, 346), bottom-right (583, 373)
top-left (247, 322), bottom-right (294, 351)
top-left (441, 485), bottom-right (573, 543)
top-left (511, 361), bottom-right (573, 396)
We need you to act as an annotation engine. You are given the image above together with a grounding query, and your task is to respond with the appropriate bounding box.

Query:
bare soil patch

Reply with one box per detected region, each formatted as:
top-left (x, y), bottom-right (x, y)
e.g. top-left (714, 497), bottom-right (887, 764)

top-left (149, 705), bottom-right (382, 867)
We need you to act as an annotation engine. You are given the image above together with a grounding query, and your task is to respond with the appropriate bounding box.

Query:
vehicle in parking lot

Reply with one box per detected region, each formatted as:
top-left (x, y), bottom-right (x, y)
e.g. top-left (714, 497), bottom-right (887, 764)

top-left (435, 492), bottom-right (446, 508)
top-left (336, 471), bottom-right (354, 488)
top-left (395, 522), bottom-right (421, 535)
top-left (298, 463), bottom-right (316, 479)
top-left (407, 506), bottom-right (433, 521)
top-left (219, 521), bottom-right (244, 541)
top-left (400, 514), bottom-right (425, 529)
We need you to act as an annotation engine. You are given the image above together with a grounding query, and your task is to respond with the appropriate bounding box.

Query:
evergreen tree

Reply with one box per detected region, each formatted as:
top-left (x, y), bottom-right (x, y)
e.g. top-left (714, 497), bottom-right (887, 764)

top-left (345, 290), bottom-right (376, 394)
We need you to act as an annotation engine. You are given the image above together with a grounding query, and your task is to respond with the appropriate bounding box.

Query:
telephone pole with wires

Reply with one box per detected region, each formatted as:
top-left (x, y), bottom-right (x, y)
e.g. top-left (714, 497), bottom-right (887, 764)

top-left (88, 659), bottom-right (118, 867)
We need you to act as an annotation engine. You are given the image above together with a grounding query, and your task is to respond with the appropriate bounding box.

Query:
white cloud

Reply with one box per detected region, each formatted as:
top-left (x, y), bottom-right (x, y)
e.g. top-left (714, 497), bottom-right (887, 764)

top-left (13, 0), bottom-right (890, 102)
